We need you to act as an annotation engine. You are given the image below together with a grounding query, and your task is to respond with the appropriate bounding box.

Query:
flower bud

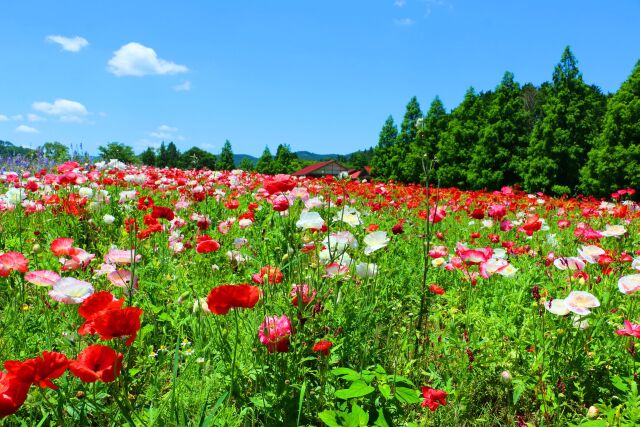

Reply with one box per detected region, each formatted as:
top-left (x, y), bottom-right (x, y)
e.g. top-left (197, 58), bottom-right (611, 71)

top-left (500, 370), bottom-right (512, 383)
top-left (587, 405), bottom-right (598, 418)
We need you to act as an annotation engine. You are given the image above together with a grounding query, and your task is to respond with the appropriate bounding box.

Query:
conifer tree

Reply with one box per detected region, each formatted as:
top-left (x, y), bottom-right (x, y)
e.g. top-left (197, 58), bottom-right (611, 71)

top-left (524, 46), bottom-right (606, 194)
top-left (371, 115), bottom-right (398, 179)
top-left (581, 60), bottom-right (640, 195)
top-left (391, 97), bottom-right (422, 182)
top-left (218, 140), bottom-right (236, 170)
top-left (468, 71), bottom-right (528, 189)
top-left (404, 97), bottom-right (448, 183)
top-left (255, 146), bottom-right (274, 174)
top-left (437, 87), bottom-right (487, 188)
top-left (139, 147), bottom-right (156, 166)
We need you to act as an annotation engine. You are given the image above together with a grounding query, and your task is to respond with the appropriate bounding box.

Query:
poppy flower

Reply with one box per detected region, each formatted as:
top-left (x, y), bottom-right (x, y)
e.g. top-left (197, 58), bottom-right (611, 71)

top-left (151, 205), bottom-right (175, 221)
top-left (263, 174), bottom-right (296, 194)
top-left (78, 291), bottom-right (125, 334)
top-left (429, 284), bottom-right (445, 295)
top-left (50, 237), bottom-right (74, 256)
top-left (0, 252), bottom-right (29, 277)
top-left (312, 340), bottom-right (333, 356)
top-left (206, 284), bottom-right (261, 315)
top-left (290, 284), bottom-right (316, 306)
top-left (196, 239), bottom-right (221, 254)
top-left (0, 371), bottom-right (30, 418)
top-left (68, 345), bottom-right (123, 383)
top-left (4, 351), bottom-right (69, 390)
top-left (258, 266), bottom-right (283, 285)
top-left (48, 277), bottom-right (94, 304)
top-left (92, 307), bottom-right (143, 346)
top-left (258, 315), bottom-right (292, 353)
top-left (24, 270), bottom-right (60, 287)
top-left (421, 386), bottom-right (447, 411)
top-left (272, 195), bottom-right (290, 212)
top-left (104, 249), bottom-right (141, 265)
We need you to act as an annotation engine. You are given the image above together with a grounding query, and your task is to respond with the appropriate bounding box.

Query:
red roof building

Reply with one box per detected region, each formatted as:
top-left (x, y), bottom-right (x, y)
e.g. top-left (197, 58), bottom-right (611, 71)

top-left (291, 160), bottom-right (350, 177)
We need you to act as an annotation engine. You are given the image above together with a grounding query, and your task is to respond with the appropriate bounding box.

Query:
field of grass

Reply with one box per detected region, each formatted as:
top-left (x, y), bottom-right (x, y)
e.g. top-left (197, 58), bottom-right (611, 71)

top-left (1, 161), bottom-right (640, 426)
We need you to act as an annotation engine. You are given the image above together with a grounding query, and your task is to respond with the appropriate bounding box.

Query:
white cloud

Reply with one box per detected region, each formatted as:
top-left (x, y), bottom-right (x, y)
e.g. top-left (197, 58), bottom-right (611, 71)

top-left (32, 99), bottom-right (89, 122)
top-left (150, 131), bottom-right (173, 139)
top-left (394, 18), bottom-right (415, 26)
top-left (394, 0), bottom-right (406, 7)
top-left (15, 125), bottom-right (39, 133)
top-left (148, 124), bottom-right (185, 141)
top-left (158, 124), bottom-right (177, 132)
top-left (0, 114), bottom-right (8, 122)
top-left (11, 114), bottom-right (24, 121)
top-left (46, 35), bottom-right (89, 52)
top-left (173, 80), bottom-right (191, 91)
top-left (108, 42), bottom-right (188, 77)
top-left (27, 113), bottom-right (45, 122)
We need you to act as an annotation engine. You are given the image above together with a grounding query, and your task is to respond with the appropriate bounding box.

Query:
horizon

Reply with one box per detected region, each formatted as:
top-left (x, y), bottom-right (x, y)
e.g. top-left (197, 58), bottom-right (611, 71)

top-left (1, 1), bottom-right (639, 157)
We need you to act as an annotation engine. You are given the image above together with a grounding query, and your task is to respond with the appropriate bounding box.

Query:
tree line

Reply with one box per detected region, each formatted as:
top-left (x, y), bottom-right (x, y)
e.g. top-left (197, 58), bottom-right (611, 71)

top-left (371, 46), bottom-right (640, 196)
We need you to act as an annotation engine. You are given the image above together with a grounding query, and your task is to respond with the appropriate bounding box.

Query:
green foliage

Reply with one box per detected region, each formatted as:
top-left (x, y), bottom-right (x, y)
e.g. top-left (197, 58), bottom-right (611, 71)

top-left (139, 147), bottom-right (157, 166)
top-left (255, 146), bottom-right (275, 174)
top-left (524, 46), bottom-right (607, 193)
top-left (467, 72), bottom-right (530, 189)
top-left (436, 87), bottom-right (488, 188)
top-left (41, 142), bottom-right (70, 162)
top-left (391, 97), bottom-right (422, 182)
top-left (273, 143), bottom-right (300, 173)
top-left (581, 60), bottom-right (640, 196)
top-left (218, 140), bottom-right (235, 170)
top-left (179, 147), bottom-right (217, 170)
top-left (97, 141), bottom-right (138, 163)
top-left (371, 116), bottom-right (398, 179)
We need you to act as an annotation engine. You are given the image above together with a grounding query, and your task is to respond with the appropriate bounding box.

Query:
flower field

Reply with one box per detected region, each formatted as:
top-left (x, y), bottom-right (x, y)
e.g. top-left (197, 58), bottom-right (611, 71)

top-left (1, 160), bottom-right (640, 426)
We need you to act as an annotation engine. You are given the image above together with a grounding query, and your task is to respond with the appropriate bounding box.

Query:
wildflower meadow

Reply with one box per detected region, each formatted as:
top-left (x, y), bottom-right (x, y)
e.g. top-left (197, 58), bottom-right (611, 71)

top-left (1, 160), bottom-right (640, 426)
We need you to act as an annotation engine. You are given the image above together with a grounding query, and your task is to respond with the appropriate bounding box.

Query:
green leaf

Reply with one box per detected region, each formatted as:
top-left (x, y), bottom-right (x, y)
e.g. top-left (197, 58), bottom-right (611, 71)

top-left (513, 381), bottom-right (526, 405)
top-left (373, 409), bottom-right (390, 427)
top-left (345, 403), bottom-right (369, 427)
top-left (318, 410), bottom-right (341, 427)
top-left (332, 368), bottom-right (361, 382)
top-left (387, 375), bottom-right (415, 387)
top-left (575, 421), bottom-right (608, 427)
top-left (378, 383), bottom-right (391, 400)
top-left (335, 380), bottom-right (375, 400)
top-left (394, 387), bottom-right (422, 404)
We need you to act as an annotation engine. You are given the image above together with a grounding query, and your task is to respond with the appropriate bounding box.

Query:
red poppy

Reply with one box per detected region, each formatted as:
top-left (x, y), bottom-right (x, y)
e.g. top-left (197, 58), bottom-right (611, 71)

top-left (263, 174), bottom-right (296, 194)
top-left (77, 291), bottom-right (125, 335)
top-left (521, 214), bottom-right (542, 236)
top-left (151, 206), bottom-right (175, 221)
top-left (255, 266), bottom-right (283, 285)
top-left (92, 307), bottom-right (144, 346)
top-left (0, 252), bottom-right (29, 277)
top-left (196, 239), bottom-right (221, 254)
top-left (50, 237), bottom-right (74, 256)
top-left (68, 345), bottom-right (123, 383)
top-left (429, 284), bottom-right (445, 295)
top-left (391, 222), bottom-right (404, 235)
top-left (207, 284), bottom-right (261, 315)
top-left (312, 340), bottom-right (333, 356)
top-left (421, 386), bottom-right (447, 411)
top-left (272, 195), bottom-right (290, 212)
top-left (4, 351), bottom-right (69, 390)
top-left (0, 371), bottom-right (30, 418)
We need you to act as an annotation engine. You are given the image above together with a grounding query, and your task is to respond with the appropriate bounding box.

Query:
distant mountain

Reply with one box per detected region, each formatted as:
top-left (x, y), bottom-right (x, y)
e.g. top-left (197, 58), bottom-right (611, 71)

top-left (233, 151), bottom-right (345, 166)
top-left (294, 151), bottom-right (341, 161)
top-left (233, 153), bottom-right (258, 165)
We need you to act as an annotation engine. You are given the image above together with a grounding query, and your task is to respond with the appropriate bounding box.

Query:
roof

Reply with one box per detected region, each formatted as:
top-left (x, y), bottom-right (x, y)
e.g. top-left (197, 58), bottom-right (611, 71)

top-left (292, 160), bottom-right (344, 176)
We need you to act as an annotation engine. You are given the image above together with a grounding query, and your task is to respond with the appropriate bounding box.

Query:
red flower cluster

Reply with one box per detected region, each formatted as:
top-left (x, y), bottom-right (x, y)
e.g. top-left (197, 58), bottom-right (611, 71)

top-left (421, 386), bottom-right (448, 411)
top-left (207, 284), bottom-right (261, 315)
top-left (0, 252), bottom-right (28, 277)
top-left (312, 340), bottom-right (333, 356)
top-left (78, 291), bottom-right (143, 346)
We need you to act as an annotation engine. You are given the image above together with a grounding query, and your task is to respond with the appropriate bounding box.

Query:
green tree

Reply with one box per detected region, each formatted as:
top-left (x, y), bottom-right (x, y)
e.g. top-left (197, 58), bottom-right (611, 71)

top-left (524, 46), bottom-right (607, 194)
top-left (165, 142), bottom-right (180, 168)
top-left (218, 140), bottom-right (235, 170)
top-left (391, 97), bottom-right (422, 182)
top-left (179, 147), bottom-right (217, 170)
top-left (139, 147), bottom-right (157, 166)
top-left (273, 144), bottom-right (298, 173)
top-left (239, 157), bottom-right (254, 171)
top-left (255, 146), bottom-right (275, 174)
top-left (437, 87), bottom-right (488, 188)
top-left (157, 142), bottom-right (168, 167)
top-left (41, 142), bottom-right (69, 162)
top-left (581, 60), bottom-right (640, 195)
top-left (371, 115), bottom-right (398, 179)
top-left (98, 142), bottom-right (137, 163)
top-left (404, 97), bottom-right (448, 183)
top-left (467, 71), bottom-right (529, 189)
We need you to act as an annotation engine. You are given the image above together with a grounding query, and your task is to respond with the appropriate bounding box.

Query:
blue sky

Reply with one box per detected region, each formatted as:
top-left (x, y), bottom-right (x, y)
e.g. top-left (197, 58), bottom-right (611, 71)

top-left (1, 1), bottom-right (639, 157)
